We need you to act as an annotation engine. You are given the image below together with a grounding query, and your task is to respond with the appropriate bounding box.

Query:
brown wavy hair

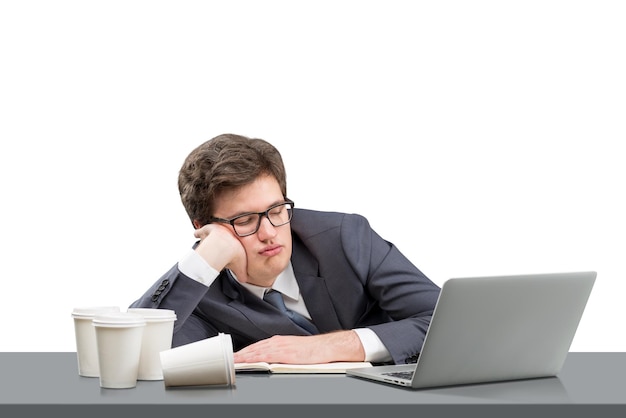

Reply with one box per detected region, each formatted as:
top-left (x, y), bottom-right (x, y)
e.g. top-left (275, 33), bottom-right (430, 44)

top-left (178, 133), bottom-right (287, 227)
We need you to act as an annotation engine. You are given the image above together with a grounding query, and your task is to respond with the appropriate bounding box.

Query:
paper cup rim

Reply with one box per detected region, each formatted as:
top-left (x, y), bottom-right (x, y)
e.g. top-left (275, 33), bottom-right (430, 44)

top-left (126, 308), bottom-right (177, 321)
top-left (221, 333), bottom-right (235, 386)
top-left (92, 312), bottom-right (146, 327)
top-left (71, 306), bottom-right (120, 318)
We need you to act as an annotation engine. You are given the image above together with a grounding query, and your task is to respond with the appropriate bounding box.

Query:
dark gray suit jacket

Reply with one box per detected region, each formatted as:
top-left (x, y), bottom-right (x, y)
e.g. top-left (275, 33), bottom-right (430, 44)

top-left (130, 208), bottom-right (440, 365)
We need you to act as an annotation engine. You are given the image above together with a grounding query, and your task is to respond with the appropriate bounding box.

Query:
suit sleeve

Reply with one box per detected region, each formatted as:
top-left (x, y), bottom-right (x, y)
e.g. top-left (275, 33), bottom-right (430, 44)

top-left (128, 263), bottom-right (219, 345)
top-left (341, 214), bottom-right (440, 364)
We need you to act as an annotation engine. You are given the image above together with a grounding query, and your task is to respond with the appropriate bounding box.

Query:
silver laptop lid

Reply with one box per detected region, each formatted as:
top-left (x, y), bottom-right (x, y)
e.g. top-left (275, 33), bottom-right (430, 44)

top-left (410, 271), bottom-right (596, 388)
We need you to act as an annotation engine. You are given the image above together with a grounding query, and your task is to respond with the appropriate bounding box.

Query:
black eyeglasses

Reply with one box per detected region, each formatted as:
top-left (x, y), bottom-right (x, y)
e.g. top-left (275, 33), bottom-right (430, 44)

top-left (209, 199), bottom-right (295, 237)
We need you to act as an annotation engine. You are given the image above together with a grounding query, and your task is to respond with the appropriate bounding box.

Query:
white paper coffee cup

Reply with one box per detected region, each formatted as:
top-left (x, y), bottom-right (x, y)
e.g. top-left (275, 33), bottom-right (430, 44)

top-left (160, 333), bottom-right (235, 387)
top-left (71, 306), bottom-right (120, 377)
top-left (127, 308), bottom-right (177, 380)
top-left (93, 312), bottom-right (146, 389)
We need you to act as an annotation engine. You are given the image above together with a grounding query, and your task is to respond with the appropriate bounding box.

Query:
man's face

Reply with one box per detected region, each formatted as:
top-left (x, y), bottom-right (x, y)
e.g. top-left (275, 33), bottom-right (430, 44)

top-left (212, 174), bottom-right (293, 287)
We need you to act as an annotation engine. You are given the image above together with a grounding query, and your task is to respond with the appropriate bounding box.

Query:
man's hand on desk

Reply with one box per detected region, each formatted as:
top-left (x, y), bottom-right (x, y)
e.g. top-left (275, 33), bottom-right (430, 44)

top-left (233, 330), bottom-right (366, 364)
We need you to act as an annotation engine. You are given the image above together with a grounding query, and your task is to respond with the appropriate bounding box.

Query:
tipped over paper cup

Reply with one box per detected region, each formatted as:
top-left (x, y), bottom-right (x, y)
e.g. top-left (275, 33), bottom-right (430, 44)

top-left (160, 333), bottom-right (235, 387)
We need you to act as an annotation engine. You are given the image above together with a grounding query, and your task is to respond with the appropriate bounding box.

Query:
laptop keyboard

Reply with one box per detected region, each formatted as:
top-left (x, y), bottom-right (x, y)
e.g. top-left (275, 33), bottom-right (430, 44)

top-left (382, 370), bottom-right (414, 381)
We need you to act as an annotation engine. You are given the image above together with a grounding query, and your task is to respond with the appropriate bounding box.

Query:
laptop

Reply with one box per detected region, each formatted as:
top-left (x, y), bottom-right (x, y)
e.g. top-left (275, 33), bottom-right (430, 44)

top-left (347, 271), bottom-right (596, 389)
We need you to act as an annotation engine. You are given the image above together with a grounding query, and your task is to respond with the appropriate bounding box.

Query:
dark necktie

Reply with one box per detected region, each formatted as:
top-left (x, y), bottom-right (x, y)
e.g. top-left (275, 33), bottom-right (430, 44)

top-left (263, 290), bottom-right (319, 334)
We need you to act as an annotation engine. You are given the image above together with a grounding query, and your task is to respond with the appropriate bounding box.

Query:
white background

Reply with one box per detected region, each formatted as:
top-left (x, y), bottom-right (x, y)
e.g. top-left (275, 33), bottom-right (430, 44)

top-left (1, 1), bottom-right (624, 352)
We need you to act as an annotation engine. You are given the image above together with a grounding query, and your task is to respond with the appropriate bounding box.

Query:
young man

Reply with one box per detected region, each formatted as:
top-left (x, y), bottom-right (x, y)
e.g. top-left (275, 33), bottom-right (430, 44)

top-left (130, 133), bottom-right (440, 365)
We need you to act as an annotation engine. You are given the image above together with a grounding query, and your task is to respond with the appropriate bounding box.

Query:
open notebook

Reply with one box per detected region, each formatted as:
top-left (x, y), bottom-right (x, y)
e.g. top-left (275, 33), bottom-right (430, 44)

top-left (235, 361), bottom-right (372, 374)
top-left (347, 271), bottom-right (596, 389)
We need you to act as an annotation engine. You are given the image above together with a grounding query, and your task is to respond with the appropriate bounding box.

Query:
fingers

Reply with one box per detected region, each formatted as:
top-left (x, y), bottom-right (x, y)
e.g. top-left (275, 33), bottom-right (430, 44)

top-left (233, 335), bottom-right (315, 364)
top-left (193, 225), bottom-right (247, 275)
top-left (193, 223), bottom-right (237, 241)
top-left (193, 224), bottom-right (212, 239)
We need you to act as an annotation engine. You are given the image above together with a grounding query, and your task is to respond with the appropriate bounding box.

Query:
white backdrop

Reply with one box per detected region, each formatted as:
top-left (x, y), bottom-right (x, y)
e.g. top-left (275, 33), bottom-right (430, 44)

top-left (1, 1), bottom-right (624, 352)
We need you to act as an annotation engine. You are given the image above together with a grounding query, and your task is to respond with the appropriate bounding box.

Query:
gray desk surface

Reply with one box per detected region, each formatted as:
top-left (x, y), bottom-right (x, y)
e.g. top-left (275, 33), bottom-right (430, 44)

top-left (1, 352), bottom-right (624, 418)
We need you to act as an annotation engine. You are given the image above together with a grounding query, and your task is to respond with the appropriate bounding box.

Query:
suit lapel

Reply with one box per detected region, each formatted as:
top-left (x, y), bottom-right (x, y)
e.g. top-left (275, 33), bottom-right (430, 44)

top-left (291, 238), bottom-right (343, 332)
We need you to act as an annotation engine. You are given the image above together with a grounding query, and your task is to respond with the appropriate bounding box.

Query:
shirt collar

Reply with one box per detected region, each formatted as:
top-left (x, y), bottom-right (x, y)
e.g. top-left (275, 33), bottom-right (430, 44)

top-left (239, 262), bottom-right (300, 301)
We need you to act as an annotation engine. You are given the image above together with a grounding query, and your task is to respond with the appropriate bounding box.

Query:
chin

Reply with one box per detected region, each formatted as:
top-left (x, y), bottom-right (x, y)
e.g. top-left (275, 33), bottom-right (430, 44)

top-left (252, 260), bottom-right (289, 283)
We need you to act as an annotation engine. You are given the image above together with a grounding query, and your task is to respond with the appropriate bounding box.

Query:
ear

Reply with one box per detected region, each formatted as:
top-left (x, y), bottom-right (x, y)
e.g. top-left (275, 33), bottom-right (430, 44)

top-left (192, 219), bottom-right (203, 229)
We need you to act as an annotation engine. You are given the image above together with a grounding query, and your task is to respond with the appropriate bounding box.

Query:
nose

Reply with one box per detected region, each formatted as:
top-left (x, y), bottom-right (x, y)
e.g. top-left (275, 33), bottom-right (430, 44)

top-left (256, 215), bottom-right (277, 240)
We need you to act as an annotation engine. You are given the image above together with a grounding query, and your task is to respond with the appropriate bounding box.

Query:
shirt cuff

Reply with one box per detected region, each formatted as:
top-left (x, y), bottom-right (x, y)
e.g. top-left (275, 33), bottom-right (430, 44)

top-left (177, 250), bottom-right (221, 287)
top-left (353, 328), bottom-right (393, 363)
